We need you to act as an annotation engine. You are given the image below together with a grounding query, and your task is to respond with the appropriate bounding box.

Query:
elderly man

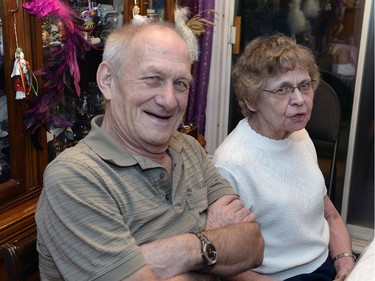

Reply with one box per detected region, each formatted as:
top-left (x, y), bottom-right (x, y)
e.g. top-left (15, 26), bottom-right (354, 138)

top-left (36, 22), bottom-right (264, 281)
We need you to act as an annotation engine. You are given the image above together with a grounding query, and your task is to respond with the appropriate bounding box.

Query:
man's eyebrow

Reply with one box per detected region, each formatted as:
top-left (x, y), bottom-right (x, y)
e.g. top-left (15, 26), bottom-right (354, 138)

top-left (185, 74), bottom-right (194, 84)
top-left (139, 67), bottom-right (164, 76)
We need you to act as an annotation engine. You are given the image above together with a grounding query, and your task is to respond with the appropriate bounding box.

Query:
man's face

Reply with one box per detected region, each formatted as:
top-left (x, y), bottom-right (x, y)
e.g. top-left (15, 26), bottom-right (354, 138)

top-left (108, 27), bottom-right (192, 152)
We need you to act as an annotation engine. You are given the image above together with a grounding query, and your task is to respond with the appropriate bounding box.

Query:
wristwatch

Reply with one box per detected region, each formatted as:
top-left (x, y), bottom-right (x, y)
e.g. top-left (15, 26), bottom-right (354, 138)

top-left (193, 232), bottom-right (217, 267)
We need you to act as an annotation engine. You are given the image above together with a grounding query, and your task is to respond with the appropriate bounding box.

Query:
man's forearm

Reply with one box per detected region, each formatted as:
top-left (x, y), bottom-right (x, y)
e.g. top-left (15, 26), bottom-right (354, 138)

top-left (202, 222), bottom-right (264, 276)
top-left (141, 233), bottom-right (202, 280)
top-left (166, 272), bottom-right (220, 281)
top-left (141, 223), bottom-right (264, 280)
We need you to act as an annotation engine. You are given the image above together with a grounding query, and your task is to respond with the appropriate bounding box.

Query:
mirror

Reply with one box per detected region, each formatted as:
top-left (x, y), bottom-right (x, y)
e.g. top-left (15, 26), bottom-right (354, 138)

top-left (0, 16), bottom-right (11, 183)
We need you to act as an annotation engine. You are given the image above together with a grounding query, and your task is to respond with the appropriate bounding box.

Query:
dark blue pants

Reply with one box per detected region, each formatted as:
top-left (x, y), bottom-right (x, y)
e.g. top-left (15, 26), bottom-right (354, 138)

top-left (284, 255), bottom-right (336, 281)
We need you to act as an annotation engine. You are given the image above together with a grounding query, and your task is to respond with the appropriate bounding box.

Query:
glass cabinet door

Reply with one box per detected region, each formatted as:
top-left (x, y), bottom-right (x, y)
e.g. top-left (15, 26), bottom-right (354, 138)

top-left (37, 0), bottom-right (125, 160)
top-left (39, 0), bottom-right (175, 161)
top-left (0, 0), bottom-right (177, 210)
top-left (0, 0), bottom-right (48, 212)
top-left (0, 16), bottom-right (10, 185)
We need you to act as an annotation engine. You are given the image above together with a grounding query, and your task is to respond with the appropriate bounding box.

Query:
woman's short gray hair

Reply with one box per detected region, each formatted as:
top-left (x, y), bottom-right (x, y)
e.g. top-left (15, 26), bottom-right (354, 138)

top-left (232, 33), bottom-right (320, 117)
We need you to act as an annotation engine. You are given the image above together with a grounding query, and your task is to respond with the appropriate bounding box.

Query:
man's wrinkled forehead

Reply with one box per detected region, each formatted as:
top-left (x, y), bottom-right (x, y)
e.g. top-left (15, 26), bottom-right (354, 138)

top-left (131, 25), bottom-right (190, 58)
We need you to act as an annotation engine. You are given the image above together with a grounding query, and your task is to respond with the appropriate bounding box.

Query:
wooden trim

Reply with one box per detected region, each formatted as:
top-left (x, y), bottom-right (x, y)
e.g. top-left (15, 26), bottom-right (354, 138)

top-left (0, 180), bottom-right (22, 205)
top-left (0, 186), bottom-right (41, 214)
top-left (165, 0), bottom-right (175, 22)
top-left (124, 0), bottom-right (132, 24)
top-left (0, 195), bottom-right (39, 245)
top-left (232, 16), bottom-right (241, 55)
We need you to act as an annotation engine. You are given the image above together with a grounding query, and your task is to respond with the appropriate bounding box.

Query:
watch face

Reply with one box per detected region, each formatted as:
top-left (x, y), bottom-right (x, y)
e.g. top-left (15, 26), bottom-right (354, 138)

top-left (195, 232), bottom-right (217, 266)
top-left (206, 244), bottom-right (217, 261)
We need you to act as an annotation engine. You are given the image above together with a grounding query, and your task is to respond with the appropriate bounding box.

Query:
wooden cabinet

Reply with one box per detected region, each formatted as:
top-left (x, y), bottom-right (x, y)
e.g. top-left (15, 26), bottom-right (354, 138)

top-left (0, 2), bottom-right (47, 279)
top-left (0, 0), bottom-right (176, 215)
top-left (0, 0), bottom-right (47, 220)
top-left (0, 0), bottom-right (175, 278)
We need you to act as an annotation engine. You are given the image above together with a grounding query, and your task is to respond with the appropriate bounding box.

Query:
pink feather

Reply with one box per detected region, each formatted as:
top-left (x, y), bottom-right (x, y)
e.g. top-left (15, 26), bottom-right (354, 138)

top-left (23, 0), bottom-right (98, 132)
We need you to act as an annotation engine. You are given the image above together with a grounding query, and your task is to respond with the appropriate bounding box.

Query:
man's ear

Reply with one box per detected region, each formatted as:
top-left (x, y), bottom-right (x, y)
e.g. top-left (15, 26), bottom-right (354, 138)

top-left (96, 62), bottom-right (113, 101)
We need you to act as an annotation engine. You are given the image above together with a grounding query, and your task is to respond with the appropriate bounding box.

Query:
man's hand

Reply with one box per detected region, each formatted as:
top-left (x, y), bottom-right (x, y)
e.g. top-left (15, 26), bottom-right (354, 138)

top-left (205, 195), bottom-right (256, 230)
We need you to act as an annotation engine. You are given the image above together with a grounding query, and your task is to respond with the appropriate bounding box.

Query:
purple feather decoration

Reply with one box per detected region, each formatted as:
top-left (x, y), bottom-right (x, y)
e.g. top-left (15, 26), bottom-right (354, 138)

top-left (23, 0), bottom-right (97, 132)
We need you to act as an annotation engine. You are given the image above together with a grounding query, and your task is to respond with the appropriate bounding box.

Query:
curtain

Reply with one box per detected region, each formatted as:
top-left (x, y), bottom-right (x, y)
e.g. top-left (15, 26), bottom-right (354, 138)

top-left (179, 0), bottom-right (215, 135)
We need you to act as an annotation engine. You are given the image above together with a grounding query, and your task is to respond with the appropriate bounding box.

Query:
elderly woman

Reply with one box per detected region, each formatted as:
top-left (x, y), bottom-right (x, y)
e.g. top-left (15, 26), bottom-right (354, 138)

top-left (214, 33), bottom-right (355, 281)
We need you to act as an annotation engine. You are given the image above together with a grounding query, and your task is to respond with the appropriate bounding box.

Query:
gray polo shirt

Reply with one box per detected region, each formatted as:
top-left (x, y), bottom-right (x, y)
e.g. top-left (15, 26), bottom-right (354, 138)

top-left (36, 115), bottom-right (236, 281)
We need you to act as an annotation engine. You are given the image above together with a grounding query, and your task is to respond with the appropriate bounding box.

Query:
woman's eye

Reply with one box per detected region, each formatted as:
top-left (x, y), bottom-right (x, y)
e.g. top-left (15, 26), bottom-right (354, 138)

top-left (275, 87), bottom-right (288, 95)
top-left (299, 82), bottom-right (309, 91)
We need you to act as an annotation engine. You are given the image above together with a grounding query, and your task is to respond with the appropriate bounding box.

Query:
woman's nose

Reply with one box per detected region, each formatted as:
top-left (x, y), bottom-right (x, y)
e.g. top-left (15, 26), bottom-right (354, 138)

top-left (290, 88), bottom-right (305, 105)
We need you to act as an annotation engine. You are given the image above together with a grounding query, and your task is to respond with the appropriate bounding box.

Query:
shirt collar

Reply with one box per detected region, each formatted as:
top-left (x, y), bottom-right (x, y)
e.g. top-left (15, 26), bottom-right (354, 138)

top-left (83, 115), bottom-right (184, 168)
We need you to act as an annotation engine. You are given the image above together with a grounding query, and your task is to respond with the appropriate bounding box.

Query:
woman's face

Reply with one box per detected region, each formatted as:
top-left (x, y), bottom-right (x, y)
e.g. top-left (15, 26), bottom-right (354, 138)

top-left (247, 68), bottom-right (315, 140)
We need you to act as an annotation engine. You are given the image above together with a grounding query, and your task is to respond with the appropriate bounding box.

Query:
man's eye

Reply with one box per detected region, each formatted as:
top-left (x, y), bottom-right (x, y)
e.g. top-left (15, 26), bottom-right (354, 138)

top-left (174, 81), bottom-right (189, 93)
top-left (144, 77), bottom-right (162, 86)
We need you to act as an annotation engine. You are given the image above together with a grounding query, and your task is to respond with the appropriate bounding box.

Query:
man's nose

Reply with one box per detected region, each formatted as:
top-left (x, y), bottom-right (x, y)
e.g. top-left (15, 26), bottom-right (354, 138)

top-left (155, 83), bottom-right (178, 109)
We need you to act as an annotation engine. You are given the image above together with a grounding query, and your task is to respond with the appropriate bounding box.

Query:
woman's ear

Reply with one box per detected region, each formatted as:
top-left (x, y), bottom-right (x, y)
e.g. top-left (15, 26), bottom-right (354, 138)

top-left (96, 62), bottom-right (113, 101)
top-left (245, 99), bottom-right (257, 112)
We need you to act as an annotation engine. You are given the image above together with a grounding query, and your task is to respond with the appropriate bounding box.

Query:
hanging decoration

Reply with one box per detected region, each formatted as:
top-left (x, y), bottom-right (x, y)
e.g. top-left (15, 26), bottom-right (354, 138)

top-left (22, 0), bottom-right (96, 133)
top-left (10, 5), bottom-right (38, 100)
top-left (11, 48), bottom-right (38, 100)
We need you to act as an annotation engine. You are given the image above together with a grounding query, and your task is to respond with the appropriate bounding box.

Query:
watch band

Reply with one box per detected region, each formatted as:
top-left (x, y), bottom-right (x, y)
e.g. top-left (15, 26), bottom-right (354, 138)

top-left (195, 232), bottom-right (210, 245)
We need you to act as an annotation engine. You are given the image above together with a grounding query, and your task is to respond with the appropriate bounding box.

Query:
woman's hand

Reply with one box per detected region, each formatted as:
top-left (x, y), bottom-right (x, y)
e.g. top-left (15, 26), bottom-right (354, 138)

top-left (334, 255), bottom-right (355, 280)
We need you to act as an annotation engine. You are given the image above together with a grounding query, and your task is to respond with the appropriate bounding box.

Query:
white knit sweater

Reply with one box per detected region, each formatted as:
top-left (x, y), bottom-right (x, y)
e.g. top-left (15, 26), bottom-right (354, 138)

top-left (214, 118), bottom-right (329, 280)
